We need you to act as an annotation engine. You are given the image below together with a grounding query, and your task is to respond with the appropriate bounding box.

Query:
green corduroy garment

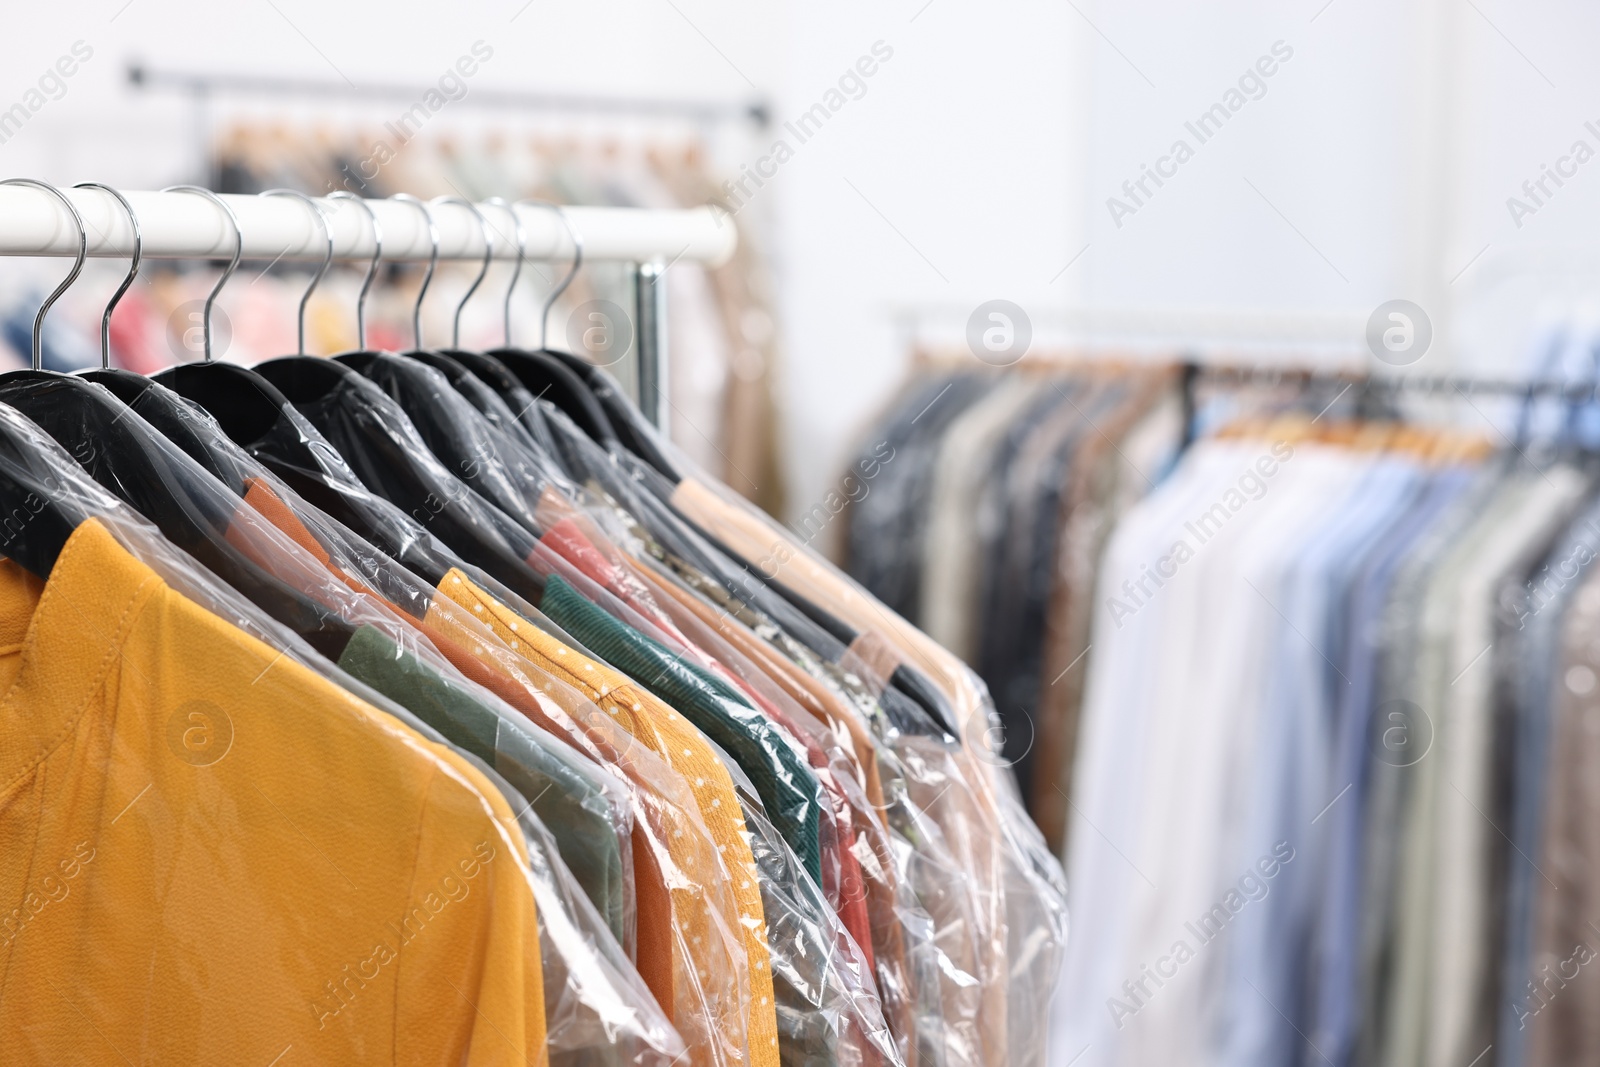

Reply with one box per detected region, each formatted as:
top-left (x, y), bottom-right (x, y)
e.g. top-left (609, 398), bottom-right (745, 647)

top-left (539, 574), bottom-right (824, 886)
top-left (338, 623), bottom-right (629, 945)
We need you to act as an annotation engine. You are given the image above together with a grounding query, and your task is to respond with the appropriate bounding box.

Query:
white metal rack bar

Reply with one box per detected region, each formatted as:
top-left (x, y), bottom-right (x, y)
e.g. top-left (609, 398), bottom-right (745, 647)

top-left (0, 186), bottom-right (734, 432)
top-left (0, 187), bottom-right (737, 266)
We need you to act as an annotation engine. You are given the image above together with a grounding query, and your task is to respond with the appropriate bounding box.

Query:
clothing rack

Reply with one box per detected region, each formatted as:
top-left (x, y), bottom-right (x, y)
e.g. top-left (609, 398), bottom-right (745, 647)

top-left (1178, 359), bottom-right (1600, 452)
top-left (1183, 360), bottom-right (1600, 398)
top-left (0, 185), bottom-right (736, 429)
top-left (906, 346), bottom-right (1597, 400)
top-left (127, 62), bottom-right (772, 129)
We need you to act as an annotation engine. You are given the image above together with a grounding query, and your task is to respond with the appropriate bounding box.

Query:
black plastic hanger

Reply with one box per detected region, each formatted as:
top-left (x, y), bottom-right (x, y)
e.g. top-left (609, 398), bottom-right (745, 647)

top-left (155, 190), bottom-right (384, 498)
top-left (542, 348), bottom-right (676, 478)
top-left (409, 347), bottom-right (550, 445)
top-left (254, 193), bottom-right (548, 602)
top-left (408, 199), bottom-right (560, 453)
top-left (474, 199), bottom-right (672, 478)
top-left (143, 187), bottom-right (330, 484)
top-left (0, 373), bottom-right (362, 658)
top-left (0, 179), bottom-right (96, 576)
top-left (0, 405), bottom-right (90, 579)
top-left (75, 189), bottom-right (353, 519)
top-left (150, 195), bottom-right (449, 591)
top-left (464, 199), bottom-right (620, 449)
top-left (0, 182), bottom-right (358, 658)
top-left (65, 183), bottom-right (247, 492)
top-left (336, 197), bottom-right (561, 531)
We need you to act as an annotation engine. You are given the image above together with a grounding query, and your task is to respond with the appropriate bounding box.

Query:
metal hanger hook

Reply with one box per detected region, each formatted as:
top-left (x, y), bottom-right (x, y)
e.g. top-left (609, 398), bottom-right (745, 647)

top-left (432, 196), bottom-right (493, 349)
top-left (391, 194), bottom-right (438, 350)
top-left (326, 192), bottom-right (382, 350)
top-left (261, 189), bottom-right (333, 356)
top-left (514, 199), bottom-right (583, 349)
top-left (162, 185), bottom-right (242, 362)
top-left (1, 179), bottom-right (87, 370)
top-left (485, 196), bottom-right (524, 347)
top-left (72, 183), bottom-right (141, 370)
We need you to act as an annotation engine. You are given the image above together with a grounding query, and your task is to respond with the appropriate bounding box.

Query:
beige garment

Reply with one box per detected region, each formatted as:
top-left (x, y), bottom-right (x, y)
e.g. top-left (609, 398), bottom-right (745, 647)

top-left (1424, 470), bottom-right (1586, 1067)
top-left (670, 475), bottom-right (1070, 1067)
top-left (1380, 476), bottom-right (1536, 1067)
top-left (920, 377), bottom-right (1046, 663)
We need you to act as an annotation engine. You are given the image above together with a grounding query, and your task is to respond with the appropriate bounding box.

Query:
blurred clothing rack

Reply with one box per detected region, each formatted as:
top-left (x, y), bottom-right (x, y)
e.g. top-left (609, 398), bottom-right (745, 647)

top-left (909, 345), bottom-right (1598, 398)
top-left (1178, 358), bottom-right (1600, 451)
top-left (126, 62), bottom-right (772, 129)
top-left (0, 183), bottom-right (735, 428)
top-left (1182, 359), bottom-right (1600, 399)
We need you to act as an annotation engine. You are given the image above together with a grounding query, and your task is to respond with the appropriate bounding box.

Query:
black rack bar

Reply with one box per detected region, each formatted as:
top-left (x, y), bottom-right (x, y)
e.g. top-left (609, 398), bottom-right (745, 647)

top-left (1185, 360), bottom-right (1600, 399)
top-left (1176, 359), bottom-right (1600, 451)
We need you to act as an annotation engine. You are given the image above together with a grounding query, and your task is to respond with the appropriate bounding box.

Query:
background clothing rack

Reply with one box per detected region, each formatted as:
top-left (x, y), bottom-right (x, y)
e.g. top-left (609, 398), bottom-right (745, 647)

top-left (124, 61), bottom-right (761, 423)
top-left (1178, 359), bottom-right (1600, 452)
top-left (125, 60), bottom-right (770, 211)
top-left (126, 62), bottom-right (773, 131)
top-left (1182, 359), bottom-right (1600, 398)
top-left (0, 184), bottom-right (736, 429)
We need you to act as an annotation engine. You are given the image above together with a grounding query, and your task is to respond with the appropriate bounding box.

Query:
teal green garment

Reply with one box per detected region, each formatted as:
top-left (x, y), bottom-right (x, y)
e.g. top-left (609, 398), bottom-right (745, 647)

top-left (540, 573), bottom-right (825, 885)
top-left (337, 624), bottom-right (629, 944)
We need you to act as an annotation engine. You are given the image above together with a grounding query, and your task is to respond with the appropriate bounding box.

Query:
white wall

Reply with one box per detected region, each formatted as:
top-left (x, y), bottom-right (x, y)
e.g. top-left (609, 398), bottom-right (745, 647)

top-left (772, 0), bottom-right (1600, 514)
top-left (1069, 0), bottom-right (1600, 373)
top-left (4, 1), bottom-right (1600, 518)
top-left (767, 0), bottom-right (1084, 517)
top-left (0, 0), bottom-right (788, 183)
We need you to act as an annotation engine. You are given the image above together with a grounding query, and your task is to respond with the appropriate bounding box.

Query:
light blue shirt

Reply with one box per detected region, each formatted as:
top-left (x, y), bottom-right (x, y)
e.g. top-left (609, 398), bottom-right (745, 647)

top-left (1218, 456), bottom-right (1425, 1067)
top-left (1304, 467), bottom-right (1475, 1067)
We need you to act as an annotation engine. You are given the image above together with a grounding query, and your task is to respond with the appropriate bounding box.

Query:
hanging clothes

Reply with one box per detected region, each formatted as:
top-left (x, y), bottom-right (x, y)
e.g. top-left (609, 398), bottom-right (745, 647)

top-left (837, 357), bottom-right (1600, 1067)
top-left (0, 189), bottom-right (1075, 1067)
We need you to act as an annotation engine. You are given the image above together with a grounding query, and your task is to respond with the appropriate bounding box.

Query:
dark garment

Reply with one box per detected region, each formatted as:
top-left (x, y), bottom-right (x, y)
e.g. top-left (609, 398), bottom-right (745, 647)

top-left (968, 388), bottom-right (1074, 654)
top-left (539, 572), bottom-right (826, 885)
top-left (336, 622), bottom-right (629, 943)
top-left (0, 373), bottom-right (357, 659)
top-left (845, 374), bottom-right (998, 624)
top-left (337, 351), bottom-right (560, 534)
top-left (1497, 494), bottom-right (1600, 1065)
top-left (252, 357), bottom-right (551, 607)
top-left (1470, 473), bottom-right (1592, 1067)
top-left (979, 383), bottom-right (1126, 800)
top-left (1030, 374), bottom-right (1173, 850)
top-left (1523, 555), bottom-right (1600, 1064)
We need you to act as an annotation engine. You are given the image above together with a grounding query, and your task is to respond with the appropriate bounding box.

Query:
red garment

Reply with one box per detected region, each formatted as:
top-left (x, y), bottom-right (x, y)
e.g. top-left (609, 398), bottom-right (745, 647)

top-left (537, 519), bottom-right (876, 964)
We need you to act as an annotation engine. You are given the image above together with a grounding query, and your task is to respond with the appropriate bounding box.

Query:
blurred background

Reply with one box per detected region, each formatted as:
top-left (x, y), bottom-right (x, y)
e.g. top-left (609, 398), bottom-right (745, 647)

top-left (9, 5), bottom-right (1600, 1063)
top-left (14, 0), bottom-right (1600, 530)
